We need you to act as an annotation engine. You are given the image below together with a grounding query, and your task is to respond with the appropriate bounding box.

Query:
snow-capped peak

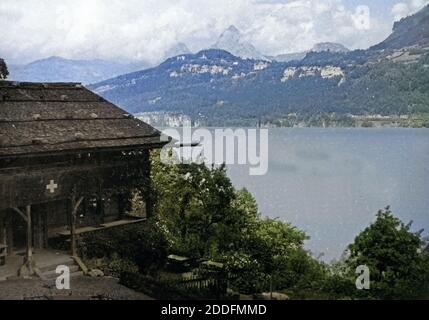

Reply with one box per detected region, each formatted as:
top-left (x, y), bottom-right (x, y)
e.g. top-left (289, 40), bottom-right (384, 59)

top-left (225, 25), bottom-right (240, 34)
top-left (212, 25), bottom-right (265, 60)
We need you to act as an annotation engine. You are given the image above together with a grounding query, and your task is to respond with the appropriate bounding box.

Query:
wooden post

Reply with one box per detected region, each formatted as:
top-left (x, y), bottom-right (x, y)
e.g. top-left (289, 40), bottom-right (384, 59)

top-left (69, 196), bottom-right (84, 257)
top-left (25, 205), bottom-right (33, 273)
top-left (12, 206), bottom-right (33, 275)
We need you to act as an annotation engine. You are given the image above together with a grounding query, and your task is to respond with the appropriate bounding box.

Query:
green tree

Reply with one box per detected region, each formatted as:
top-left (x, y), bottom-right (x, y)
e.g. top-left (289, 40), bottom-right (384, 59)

top-left (346, 207), bottom-right (429, 299)
top-left (150, 150), bottom-right (327, 295)
top-left (151, 150), bottom-right (236, 258)
top-left (224, 216), bottom-right (327, 294)
top-left (0, 59), bottom-right (8, 80)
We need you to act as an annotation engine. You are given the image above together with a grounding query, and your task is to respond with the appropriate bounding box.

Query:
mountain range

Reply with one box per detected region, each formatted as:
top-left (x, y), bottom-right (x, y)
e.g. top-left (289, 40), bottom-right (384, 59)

top-left (7, 43), bottom-right (191, 85)
top-left (8, 56), bottom-right (150, 85)
top-left (267, 42), bottom-right (349, 63)
top-left (3, 5), bottom-right (429, 126)
top-left (211, 25), bottom-right (349, 62)
top-left (212, 25), bottom-right (266, 60)
top-left (6, 25), bottom-right (349, 85)
top-left (88, 5), bottom-right (429, 126)
top-left (371, 5), bottom-right (429, 50)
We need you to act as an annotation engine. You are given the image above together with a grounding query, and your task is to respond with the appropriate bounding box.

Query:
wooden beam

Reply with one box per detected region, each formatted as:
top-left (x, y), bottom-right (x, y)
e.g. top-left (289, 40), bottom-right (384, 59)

top-left (15, 205), bottom-right (34, 276)
top-left (73, 197), bottom-right (84, 213)
top-left (0, 143), bottom-right (161, 161)
top-left (12, 206), bottom-right (34, 270)
top-left (12, 207), bottom-right (27, 222)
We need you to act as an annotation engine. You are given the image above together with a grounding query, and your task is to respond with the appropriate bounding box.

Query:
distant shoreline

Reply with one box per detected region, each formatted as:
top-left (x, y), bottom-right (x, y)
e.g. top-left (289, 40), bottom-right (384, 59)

top-left (155, 126), bottom-right (429, 130)
top-left (136, 112), bottom-right (429, 129)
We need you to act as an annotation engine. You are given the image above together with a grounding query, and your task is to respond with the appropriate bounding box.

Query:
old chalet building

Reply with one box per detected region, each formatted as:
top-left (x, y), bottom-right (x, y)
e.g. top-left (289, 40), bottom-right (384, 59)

top-left (0, 81), bottom-right (169, 276)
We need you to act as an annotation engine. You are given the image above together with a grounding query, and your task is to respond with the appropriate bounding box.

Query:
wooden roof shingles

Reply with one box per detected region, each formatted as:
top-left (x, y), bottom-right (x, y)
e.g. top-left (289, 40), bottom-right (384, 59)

top-left (0, 81), bottom-right (169, 157)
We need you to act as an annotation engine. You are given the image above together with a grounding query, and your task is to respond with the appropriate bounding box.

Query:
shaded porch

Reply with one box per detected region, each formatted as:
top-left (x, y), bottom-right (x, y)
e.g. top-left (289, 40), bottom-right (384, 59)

top-left (0, 196), bottom-right (147, 277)
top-left (0, 249), bottom-right (73, 281)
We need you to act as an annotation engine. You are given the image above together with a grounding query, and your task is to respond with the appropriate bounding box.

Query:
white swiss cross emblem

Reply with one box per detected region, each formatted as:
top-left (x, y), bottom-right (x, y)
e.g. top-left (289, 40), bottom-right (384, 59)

top-left (46, 180), bottom-right (58, 194)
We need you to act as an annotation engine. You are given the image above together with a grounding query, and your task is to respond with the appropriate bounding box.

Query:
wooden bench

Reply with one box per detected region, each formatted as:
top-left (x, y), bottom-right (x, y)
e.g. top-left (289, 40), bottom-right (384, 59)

top-left (57, 218), bottom-right (147, 237)
top-left (0, 244), bottom-right (7, 266)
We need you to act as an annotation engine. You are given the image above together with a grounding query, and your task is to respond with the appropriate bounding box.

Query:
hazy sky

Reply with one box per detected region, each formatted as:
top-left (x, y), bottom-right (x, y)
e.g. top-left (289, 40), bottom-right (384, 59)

top-left (0, 0), bottom-right (428, 64)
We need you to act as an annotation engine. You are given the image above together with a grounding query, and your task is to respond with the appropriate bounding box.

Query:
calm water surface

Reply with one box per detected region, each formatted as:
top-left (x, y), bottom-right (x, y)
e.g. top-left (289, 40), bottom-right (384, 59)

top-left (226, 128), bottom-right (429, 261)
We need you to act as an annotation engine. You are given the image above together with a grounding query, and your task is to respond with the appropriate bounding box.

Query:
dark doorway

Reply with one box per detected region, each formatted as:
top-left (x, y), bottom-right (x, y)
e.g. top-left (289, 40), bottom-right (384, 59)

top-left (9, 206), bottom-right (48, 254)
top-left (11, 212), bottom-right (26, 253)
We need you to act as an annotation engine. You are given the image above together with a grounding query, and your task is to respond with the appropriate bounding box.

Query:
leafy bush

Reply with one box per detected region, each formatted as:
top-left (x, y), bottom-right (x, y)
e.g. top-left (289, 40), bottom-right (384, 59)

top-left (149, 151), bottom-right (333, 296)
top-left (81, 218), bottom-right (171, 272)
top-left (79, 149), bottom-right (429, 300)
top-left (104, 254), bottom-right (139, 278)
top-left (341, 207), bottom-right (429, 299)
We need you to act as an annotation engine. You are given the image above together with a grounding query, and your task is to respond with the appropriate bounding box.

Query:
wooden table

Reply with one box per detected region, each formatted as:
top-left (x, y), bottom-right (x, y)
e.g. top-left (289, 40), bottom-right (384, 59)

top-left (0, 244), bottom-right (7, 266)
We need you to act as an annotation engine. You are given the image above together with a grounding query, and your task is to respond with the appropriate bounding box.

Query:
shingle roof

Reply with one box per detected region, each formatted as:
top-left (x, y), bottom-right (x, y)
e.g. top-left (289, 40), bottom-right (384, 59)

top-left (0, 81), bottom-right (168, 157)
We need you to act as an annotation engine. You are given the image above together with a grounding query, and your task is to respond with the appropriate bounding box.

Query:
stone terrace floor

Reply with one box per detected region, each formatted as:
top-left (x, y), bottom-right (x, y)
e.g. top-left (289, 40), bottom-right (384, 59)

top-left (0, 276), bottom-right (153, 300)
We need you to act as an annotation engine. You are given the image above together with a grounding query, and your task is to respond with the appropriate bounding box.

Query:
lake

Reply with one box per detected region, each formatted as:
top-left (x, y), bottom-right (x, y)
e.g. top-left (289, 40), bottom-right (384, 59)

top-left (226, 128), bottom-right (429, 261)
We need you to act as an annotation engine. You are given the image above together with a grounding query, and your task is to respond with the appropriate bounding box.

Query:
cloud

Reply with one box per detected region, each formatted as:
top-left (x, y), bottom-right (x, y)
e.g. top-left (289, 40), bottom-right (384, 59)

top-left (392, 3), bottom-right (411, 21)
top-left (0, 0), bottom-right (395, 64)
top-left (391, 0), bottom-right (429, 21)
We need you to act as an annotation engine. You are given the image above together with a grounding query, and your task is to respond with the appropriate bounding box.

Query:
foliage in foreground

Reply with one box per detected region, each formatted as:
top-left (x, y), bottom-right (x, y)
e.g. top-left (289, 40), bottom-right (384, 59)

top-left (150, 150), bottom-right (326, 294)
top-left (344, 207), bottom-right (429, 299)
top-left (82, 151), bottom-right (429, 299)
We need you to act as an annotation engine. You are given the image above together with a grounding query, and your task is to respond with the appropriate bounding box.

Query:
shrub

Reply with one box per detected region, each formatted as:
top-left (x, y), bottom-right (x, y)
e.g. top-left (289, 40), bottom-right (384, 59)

top-left (81, 218), bottom-right (171, 272)
top-left (104, 254), bottom-right (139, 278)
top-left (345, 207), bottom-right (429, 299)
